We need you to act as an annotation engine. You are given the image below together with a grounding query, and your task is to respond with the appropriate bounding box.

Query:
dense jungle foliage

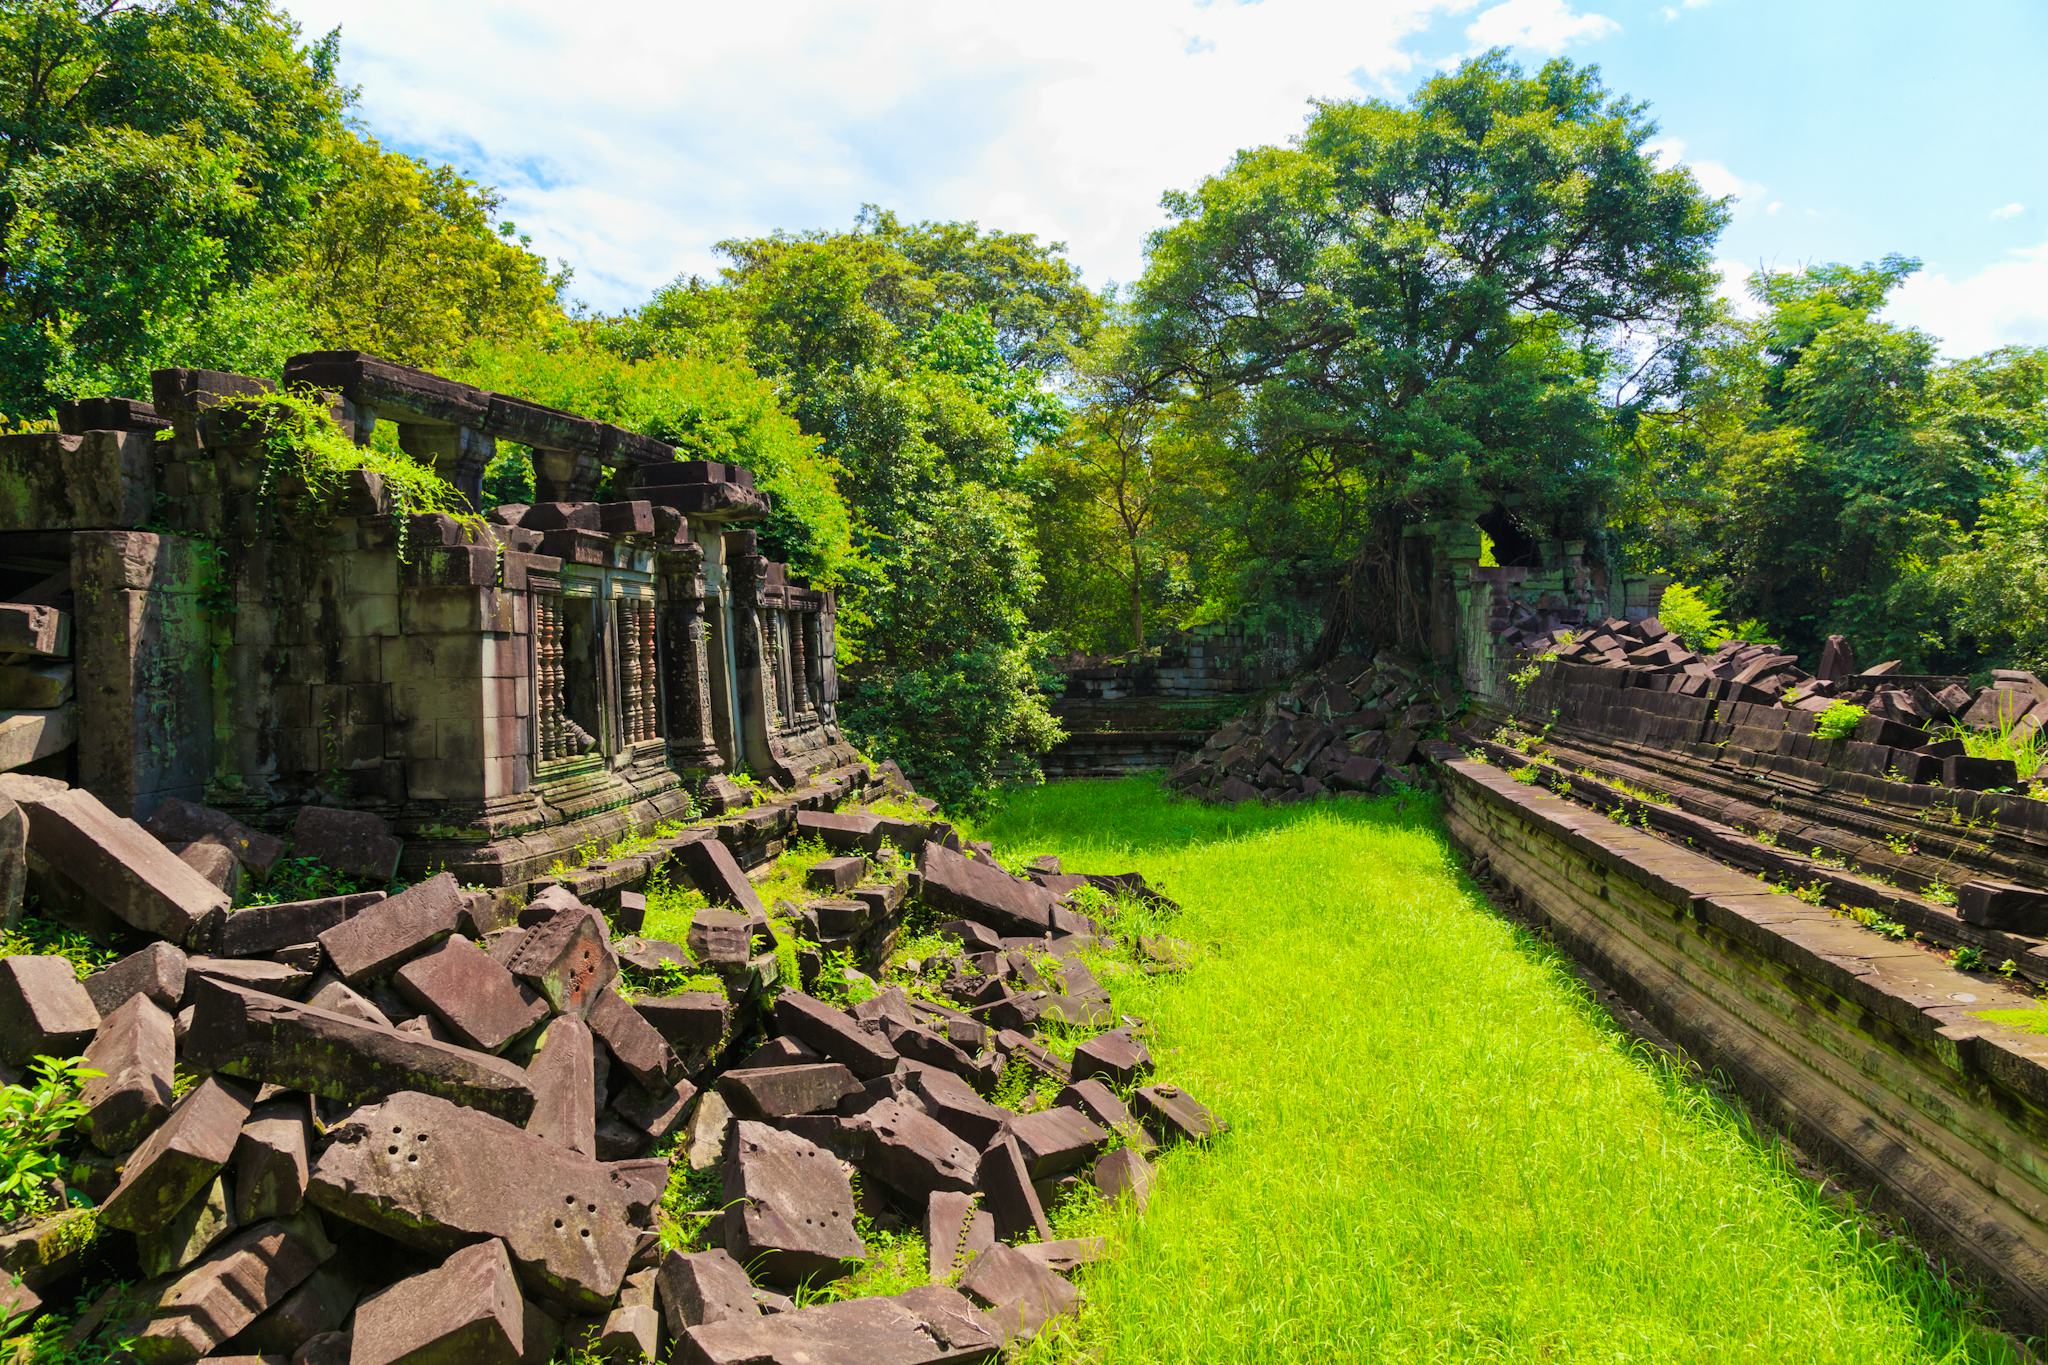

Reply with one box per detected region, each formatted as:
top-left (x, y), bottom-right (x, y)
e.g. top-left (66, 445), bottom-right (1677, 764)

top-left (3, 1), bottom-right (2043, 800)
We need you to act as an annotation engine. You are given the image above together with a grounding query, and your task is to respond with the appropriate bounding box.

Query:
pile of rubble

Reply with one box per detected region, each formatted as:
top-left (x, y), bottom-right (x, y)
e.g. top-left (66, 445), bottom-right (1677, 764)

top-left (0, 776), bottom-right (1219, 1363)
top-left (1166, 653), bottom-right (1454, 804)
top-left (1507, 616), bottom-right (2048, 789)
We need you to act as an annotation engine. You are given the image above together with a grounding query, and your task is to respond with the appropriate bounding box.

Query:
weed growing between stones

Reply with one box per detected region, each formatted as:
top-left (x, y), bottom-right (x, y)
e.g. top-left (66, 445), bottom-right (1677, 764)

top-left (0, 1058), bottom-right (98, 1223)
top-left (0, 915), bottom-right (116, 981)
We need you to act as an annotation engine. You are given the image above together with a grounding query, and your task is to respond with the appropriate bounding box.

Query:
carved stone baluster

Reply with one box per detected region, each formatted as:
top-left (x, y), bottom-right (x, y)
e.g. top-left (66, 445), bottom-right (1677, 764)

top-left (535, 594), bottom-right (566, 763)
top-left (636, 600), bottom-right (660, 740)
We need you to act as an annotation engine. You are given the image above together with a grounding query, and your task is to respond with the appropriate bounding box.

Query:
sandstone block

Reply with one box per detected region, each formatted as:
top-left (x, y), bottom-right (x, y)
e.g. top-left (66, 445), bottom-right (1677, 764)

top-left (288, 806), bottom-right (400, 883)
top-left (143, 798), bottom-right (284, 875)
top-left (395, 934), bottom-right (547, 1052)
top-left (81, 994), bottom-right (175, 1153)
top-left (849, 1096), bottom-right (979, 1203)
top-left (525, 1015), bottom-right (600, 1156)
top-left (316, 872), bottom-right (463, 981)
top-left (100, 1076), bottom-right (253, 1232)
top-left (673, 839), bottom-right (765, 918)
top-left (587, 986), bottom-right (679, 1088)
top-left (956, 1243), bottom-right (1077, 1347)
top-left (0, 954), bottom-right (98, 1064)
top-left (84, 941), bottom-right (186, 1014)
top-left (722, 1120), bottom-right (864, 1287)
top-left (350, 1238), bottom-right (526, 1365)
top-left (504, 903), bottom-right (616, 1015)
top-left (232, 1099), bottom-right (312, 1223)
top-left (717, 1063), bottom-right (861, 1120)
top-left (219, 891), bottom-right (383, 958)
top-left (680, 1286), bottom-right (999, 1365)
top-left (772, 990), bottom-right (897, 1080)
top-left (132, 1214), bottom-right (332, 1364)
top-left (16, 788), bottom-right (227, 942)
top-left (656, 1248), bottom-right (758, 1340)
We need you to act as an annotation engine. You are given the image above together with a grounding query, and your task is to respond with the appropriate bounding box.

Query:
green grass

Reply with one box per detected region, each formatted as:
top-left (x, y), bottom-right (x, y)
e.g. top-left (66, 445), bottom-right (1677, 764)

top-left (962, 776), bottom-right (2019, 1365)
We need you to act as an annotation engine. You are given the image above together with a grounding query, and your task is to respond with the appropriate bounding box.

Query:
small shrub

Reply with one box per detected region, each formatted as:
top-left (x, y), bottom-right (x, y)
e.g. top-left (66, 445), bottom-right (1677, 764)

top-left (1656, 582), bottom-right (1731, 651)
top-left (0, 1056), bottom-right (98, 1223)
top-left (1924, 879), bottom-right (1957, 907)
top-left (0, 916), bottom-right (116, 981)
top-left (1813, 702), bottom-right (1867, 742)
top-left (1950, 945), bottom-right (1986, 973)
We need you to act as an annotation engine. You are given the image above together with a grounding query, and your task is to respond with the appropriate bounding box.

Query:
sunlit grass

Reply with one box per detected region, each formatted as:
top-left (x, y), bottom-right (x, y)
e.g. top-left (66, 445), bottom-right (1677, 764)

top-left (963, 776), bottom-right (2021, 1365)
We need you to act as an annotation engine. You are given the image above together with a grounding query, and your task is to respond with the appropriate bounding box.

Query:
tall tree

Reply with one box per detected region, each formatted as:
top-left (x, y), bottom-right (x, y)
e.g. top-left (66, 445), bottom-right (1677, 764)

top-left (0, 0), bottom-right (346, 420)
top-left (1135, 52), bottom-right (1726, 651)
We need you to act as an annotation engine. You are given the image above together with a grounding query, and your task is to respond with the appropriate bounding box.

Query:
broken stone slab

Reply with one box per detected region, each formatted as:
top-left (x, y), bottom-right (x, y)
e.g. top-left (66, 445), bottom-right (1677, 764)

top-left (723, 1120), bottom-right (865, 1287)
top-left (99, 1075), bottom-right (253, 1233)
top-left (805, 855), bottom-right (866, 893)
top-left (132, 1213), bottom-right (333, 1364)
top-left (171, 837), bottom-right (241, 897)
top-left (1017, 1237), bottom-right (1105, 1274)
top-left (143, 798), bottom-right (285, 876)
top-left (0, 603), bottom-right (68, 657)
top-left (849, 1096), bottom-right (980, 1204)
top-left (136, 1174), bottom-right (233, 1278)
top-left (301, 974), bottom-right (391, 1027)
top-left (901, 1068), bottom-right (1007, 1151)
top-left (636, 991), bottom-right (729, 1060)
top-left (1055, 1078), bottom-right (1151, 1152)
top-left (308, 1090), bottom-right (639, 1311)
top-left (924, 1190), bottom-right (994, 1285)
top-left (232, 1099), bottom-right (312, 1223)
top-left (0, 953), bottom-right (98, 1065)
top-left (288, 805), bottom-right (401, 884)
top-left (917, 842), bottom-right (1066, 939)
top-left (687, 909), bottom-right (754, 969)
top-left (613, 933), bottom-right (692, 975)
top-left (525, 1015), bottom-right (600, 1156)
top-left (1071, 1028), bottom-right (1152, 1088)
top-left (14, 787), bottom-right (228, 943)
top-left (772, 990), bottom-right (899, 1080)
top-left (218, 891), bottom-right (384, 958)
top-left (673, 838), bottom-right (766, 918)
top-left (315, 872), bottom-right (463, 982)
top-left (0, 706), bottom-right (76, 772)
top-left (957, 1243), bottom-right (1078, 1347)
top-left (681, 1285), bottom-right (1001, 1365)
top-left (0, 660), bottom-right (73, 710)
top-left (183, 977), bottom-right (536, 1122)
top-left (1958, 880), bottom-right (2048, 933)
top-left (607, 1074), bottom-right (697, 1156)
top-left (235, 1263), bottom-right (358, 1355)
top-left (587, 986), bottom-right (680, 1088)
top-left (717, 1063), bottom-right (862, 1120)
top-left (596, 1265), bottom-right (661, 1361)
top-left (685, 1089), bottom-right (733, 1173)
top-left (81, 993), bottom-right (175, 1153)
top-left (186, 955), bottom-right (311, 997)
top-left (657, 1247), bottom-right (759, 1340)
top-left (350, 1238), bottom-right (527, 1365)
top-left (82, 943), bottom-right (185, 1018)
top-left (794, 810), bottom-right (885, 855)
top-left (1003, 1106), bottom-right (1110, 1179)
top-left (394, 933), bottom-right (548, 1052)
top-left (504, 902), bottom-right (617, 1015)
top-left (1134, 1083), bottom-right (1223, 1146)
top-left (977, 1135), bottom-right (1050, 1244)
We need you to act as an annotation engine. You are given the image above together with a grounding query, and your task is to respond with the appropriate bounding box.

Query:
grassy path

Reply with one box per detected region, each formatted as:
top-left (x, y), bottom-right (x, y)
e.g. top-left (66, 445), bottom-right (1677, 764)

top-left (972, 777), bottom-right (2019, 1364)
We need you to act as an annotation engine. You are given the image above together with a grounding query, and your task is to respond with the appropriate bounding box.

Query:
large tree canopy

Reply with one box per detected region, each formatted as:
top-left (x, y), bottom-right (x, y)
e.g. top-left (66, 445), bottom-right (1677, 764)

top-left (1133, 52), bottom-right (1726, 648)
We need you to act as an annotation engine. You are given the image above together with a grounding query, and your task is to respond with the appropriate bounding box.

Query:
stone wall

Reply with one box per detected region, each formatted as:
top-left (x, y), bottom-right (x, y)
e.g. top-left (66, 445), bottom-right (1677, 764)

top-left (1435, 744), bottom-right (2048, 1324)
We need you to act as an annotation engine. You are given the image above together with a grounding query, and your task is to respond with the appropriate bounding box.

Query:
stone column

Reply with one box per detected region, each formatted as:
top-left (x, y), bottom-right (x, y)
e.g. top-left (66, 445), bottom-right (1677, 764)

top-left (396, 424), bottom-right (495, 511)
top-left (532, 446), bottom-right (604, 503)
top-left (657, 545), bottom-right (722, 771)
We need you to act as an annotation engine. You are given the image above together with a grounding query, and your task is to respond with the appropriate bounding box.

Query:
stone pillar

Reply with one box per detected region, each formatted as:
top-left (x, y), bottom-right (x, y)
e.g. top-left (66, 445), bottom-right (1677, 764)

top-left (532, 446), bottom-right (604, 503)
top-left (787, 607), bottom-right (812, 715)
top-left (397, 424), bottom-right (495, 511)
top-left (657, 545), bottom-right (722, 772)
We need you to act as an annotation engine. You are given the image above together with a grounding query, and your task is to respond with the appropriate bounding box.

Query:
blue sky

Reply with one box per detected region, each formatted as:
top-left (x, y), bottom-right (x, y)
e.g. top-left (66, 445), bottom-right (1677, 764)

top-left (282, 0), bottom-right (2048, 356)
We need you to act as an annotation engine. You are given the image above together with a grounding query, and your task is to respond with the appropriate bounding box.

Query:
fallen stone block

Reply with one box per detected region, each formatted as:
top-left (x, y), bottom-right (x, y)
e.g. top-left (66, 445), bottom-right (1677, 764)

top-left (613, 933), bottom-right (692, 975)
top-left (687, 910), bottom-right (754, 968)
top-left (0, 660), bottom-right (72, 710)
top-left (681, 1285), bottom-right (999, 1365)
top-left (685, 1090), bottom-right (732, 1172)
top-left (505, 902), bottom-right (617, 1015)
top-left (0, 603), bottom-right (67, 657)
top-left (308, 1090), bottom-right (639, 1311)
top-left (301, 974), bottom-right (391, 1027)
top-left (132, 1214), bottom-right (332, 1364)
top-left (977, 1135), bottom-right (1050, 1243)
top-left (657, 1247), bottom-right (759, 1340)
top-left (232, 1099), bottom-right (312, 1223)
top-left (0, 953), bottom-right (98, 1065)
top-left (81, 994), bottom-right (175, 1153)
top-left (350, 1238), bottom-right (526, 1365)
top-left (587, 986), bottom-right (680, 1088)
top-left (186, 955), bottom-right (310, 997)
top-left (723, 1120), bottom-right (865, 1287)
top-left (918, 843), bottom-right (1063, 938)
top-left (0, 706), bottom-right (75, 772)
top-left (903, 1067), bottom-right (1007, 1149)
top-left (1071, 1028), bottom-right (1152, 1088)
top-left (848, 1096), bottom-right (980, 1203)
top-left (596, 1265), bottom-right (662, 1361)
top-left (1056, 1078), bottom-right (1151, 1151)
top-left (218, 891), bottom-right (383, 958)
top-left (773, 990), bottom-right (899, 1080)
top-left (82, 942), bottom-right (186, 1016)
top-left (924, 1190), bottom-right (994, 1285)
top-left (1004, 1106), bottom-right (1109, 1179)
top-left (1958, 880), bottom-right (2048, 933)
top-left (957, 1243), bottom-right (1077, 1347)
top-left (636, 991), bottom-right (729, 1061)
top-left (1134, 1083), bottom-right (1223, 1146)
top-left (137, 1175), bottom-right (232, 1277)
top-left (288, 806), bottom-right (400, 884)
top-left (673, 838), bottom-right (766, 918)
top-left (234, 1263), bottom-right (357, 1355)
top-left (15, 788), bottom-right (228, 943)
top-left (1017, 1237), bottom-right (1105, 1273)
top-left (172, 838), bottom-right (241, 897)
top-left (806, 855), bottom-right (866, 892)
top-left (525, 1015), bottom-right (600, 1155)
top-left (315, 872), bottom-right (463, 981)
top-left (183, 977), bottom-right (536, 1122)
top-left (606, 1074), bottom-right (696, 1157)
top-left (99, 1076), bottom-right (253, 1233)
top-left (794, 809), bottom-right (884, 854)
top-left (143, 798), bottom-right (285, 876)
top-left (718, 1063), bottom-right (862, 1120)
top-left (395, 934), bottom-right (548, 1052)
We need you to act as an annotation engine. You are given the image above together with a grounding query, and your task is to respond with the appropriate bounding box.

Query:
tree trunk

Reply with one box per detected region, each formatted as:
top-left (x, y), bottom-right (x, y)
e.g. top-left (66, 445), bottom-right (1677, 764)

top-left (1128, 540), bottom-right (1145, 651)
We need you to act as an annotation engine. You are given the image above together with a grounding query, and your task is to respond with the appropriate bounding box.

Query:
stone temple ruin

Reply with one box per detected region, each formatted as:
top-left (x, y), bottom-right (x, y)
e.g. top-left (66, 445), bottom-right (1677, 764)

top-left (0, 353), bottom-right (1221, 1362)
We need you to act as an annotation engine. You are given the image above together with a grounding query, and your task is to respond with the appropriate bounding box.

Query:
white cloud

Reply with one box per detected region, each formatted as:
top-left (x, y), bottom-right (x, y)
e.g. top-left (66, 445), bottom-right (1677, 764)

top-left (1661, 0), bottom-right (1708, 16)
top-left (1465, 0), bottom-right (1618, 53)
top-left (1991, 202), bottom-right (2027, 220)
top-left (1888, 242), bottom-right (2048, 356)
top-left (282, 0), bottom-right (1464, 311)
top-left (1714, 258), bottom-right (1763, 318)
top-left (1646, 136), bottom-right (1765, 211)
top-left (1765, 200), bottom-right (1782, 216)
